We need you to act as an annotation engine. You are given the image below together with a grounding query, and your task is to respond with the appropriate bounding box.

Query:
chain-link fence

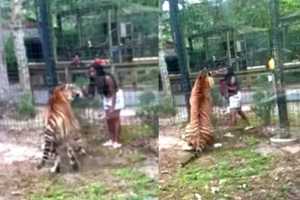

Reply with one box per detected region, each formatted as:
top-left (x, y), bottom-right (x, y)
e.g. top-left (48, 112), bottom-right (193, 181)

top-left (0, 0), bottom-right (159, 130)
top-left (167, 69), bottom-right (300, 137)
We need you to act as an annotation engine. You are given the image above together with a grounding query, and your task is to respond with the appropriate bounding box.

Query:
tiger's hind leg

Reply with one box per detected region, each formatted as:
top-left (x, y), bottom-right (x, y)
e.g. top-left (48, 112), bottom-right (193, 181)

top-left (67, 145), bottom-right (79, 172)
top-left (37, 132), bottom-right (55, 170)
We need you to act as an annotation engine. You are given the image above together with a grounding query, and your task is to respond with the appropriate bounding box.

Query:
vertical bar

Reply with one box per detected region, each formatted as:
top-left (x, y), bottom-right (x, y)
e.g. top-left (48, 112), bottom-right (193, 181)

top-left (270, 0), bottom-right (289, 137)
top-left (169, 0), bottom-right (191, 118)
top-left (107, 9), bottom-right (115, 74)
top-left (36, 0), bottom-right (58, 91)
top-left (115, 7), bottom-right (122, 63)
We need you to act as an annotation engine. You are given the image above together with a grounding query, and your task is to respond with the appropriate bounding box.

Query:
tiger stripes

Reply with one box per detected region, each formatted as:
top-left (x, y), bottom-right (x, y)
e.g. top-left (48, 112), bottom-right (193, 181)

top-left (37, 84), bottom-right (83, 173)
top-left (182, 70), bottom-right (215, 151)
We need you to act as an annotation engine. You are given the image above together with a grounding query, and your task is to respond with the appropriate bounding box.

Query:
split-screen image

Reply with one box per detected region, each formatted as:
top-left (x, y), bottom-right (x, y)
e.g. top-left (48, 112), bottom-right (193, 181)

top-left (0, 0), bottom-right (299, 200)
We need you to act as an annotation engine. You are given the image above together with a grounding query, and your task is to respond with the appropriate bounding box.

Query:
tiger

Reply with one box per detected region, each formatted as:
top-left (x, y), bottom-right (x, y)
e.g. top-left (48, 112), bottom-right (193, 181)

top-left (182, 69), bottom-right (215, 152)
top-left (37, 83), bottom-right (86, 173)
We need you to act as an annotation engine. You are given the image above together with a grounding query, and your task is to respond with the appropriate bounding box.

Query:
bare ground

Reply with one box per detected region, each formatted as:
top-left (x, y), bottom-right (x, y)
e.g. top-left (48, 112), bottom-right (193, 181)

top-left (0, 123), bottom-right (158, 200)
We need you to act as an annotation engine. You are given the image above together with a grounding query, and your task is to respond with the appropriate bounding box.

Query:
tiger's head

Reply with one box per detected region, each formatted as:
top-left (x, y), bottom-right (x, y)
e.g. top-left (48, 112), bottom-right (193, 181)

top-left (52, 84), bottom-right (83, 102)
top-left (46, 84), bottom-right (83, 132)
top-left (195, 68), bottom-right (215, 91)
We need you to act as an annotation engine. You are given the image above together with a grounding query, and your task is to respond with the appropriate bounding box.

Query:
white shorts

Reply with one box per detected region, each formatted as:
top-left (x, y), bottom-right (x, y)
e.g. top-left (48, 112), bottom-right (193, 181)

top-left (103, 89), bottom-right (125, 110)
top-left (229, 92), bottom-right (241, 109)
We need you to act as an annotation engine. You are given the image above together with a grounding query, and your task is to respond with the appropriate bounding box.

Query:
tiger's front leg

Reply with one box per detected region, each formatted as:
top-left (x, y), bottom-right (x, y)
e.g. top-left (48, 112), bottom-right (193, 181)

top-left (50, 152), bottom-right (61, 173)
top-left (67, 145), bottom-right (79, 171)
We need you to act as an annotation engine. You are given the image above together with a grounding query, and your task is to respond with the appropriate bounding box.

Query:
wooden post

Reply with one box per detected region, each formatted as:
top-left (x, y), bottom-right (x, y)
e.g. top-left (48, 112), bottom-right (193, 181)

top-left (76, 9), bottom-right (82, 48)
top-left (233, 30), bottom-right (239, 71)
top-left (107, 9), bottom-right (115, 75)
top-left (0, 9), bottom-right (10, 99)
top-left (64, 65), bottom-right (70, 83)
top-left (204, 36), bottom-right (209, 61)
top-left (115, 7), bottom-right (122, 63)
top-left (226, 31), bottom-right (232, 67)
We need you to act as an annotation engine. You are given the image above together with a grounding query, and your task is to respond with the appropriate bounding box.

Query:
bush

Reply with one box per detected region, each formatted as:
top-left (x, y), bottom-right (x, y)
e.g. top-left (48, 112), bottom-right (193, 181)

top-left (136, 91), bottom-right (176, 136)
top-left (4, 36), bottom-right (18, 71)
top-left (211, 85), bottom-right (225, 107)
top-left (136, 91), bottom-right (159, 136)
top-left (252, 75), bottom-right (275, 125)
top-left (74, 76), bottom-right (89, 88)
top-left (17, 92), bottom-right (36, 118)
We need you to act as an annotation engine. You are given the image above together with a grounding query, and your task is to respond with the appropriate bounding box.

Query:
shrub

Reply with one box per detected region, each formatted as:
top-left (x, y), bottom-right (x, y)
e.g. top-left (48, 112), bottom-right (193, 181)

top-left (252, 75), bottom-right (275, 125)
top-left (4, 36), bottom-right (18, 71)
top-left (74, 76), bottom-right (89, 88)
top-left (136, 91), bottom-right (176, 136)
top-left (17, 92), bottom-right (36, 118)
top-left (211, 85), bottom-right (225, 107)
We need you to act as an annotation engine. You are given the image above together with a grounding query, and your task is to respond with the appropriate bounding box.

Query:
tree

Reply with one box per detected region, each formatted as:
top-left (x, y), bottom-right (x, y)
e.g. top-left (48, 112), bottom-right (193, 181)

top-left (11, 0), bottom-right (31, 92)
top-left (0, 9), bottom-right (10, 100)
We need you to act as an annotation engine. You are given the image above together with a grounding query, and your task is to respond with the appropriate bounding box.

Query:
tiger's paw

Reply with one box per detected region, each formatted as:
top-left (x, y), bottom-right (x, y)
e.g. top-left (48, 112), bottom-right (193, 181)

top-left (50, 165), bottom-right (61, 173)
top-left (71, 162), bottom-right (79, 172)
top-left (36, 161), bottom-right (45, 170)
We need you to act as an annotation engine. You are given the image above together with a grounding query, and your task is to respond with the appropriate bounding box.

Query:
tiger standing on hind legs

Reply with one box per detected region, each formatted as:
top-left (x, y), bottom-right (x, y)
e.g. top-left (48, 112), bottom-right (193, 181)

top-left (37, 83), bottom-right (85, 173)
top-left (182, 69), bottom-right (215, 152)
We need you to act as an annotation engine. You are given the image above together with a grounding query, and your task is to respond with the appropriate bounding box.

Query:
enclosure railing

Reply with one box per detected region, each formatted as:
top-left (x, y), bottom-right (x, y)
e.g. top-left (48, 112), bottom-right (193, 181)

top-left (167, 64), bottom-right (300, 130)
top-left (28, 58), bottom-right (159, 89)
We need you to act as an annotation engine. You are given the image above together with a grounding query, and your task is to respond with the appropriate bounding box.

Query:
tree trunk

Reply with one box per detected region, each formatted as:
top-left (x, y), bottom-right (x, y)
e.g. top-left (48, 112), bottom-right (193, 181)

top-left (0, 21), bottom-right (10, 99)
top-left (11, 0), bottom-right (31, 92)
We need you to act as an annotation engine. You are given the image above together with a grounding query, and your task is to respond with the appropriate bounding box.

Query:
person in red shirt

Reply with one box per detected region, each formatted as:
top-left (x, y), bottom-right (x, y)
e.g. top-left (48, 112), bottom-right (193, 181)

top-left (224, 68), bottom-right (251, 129)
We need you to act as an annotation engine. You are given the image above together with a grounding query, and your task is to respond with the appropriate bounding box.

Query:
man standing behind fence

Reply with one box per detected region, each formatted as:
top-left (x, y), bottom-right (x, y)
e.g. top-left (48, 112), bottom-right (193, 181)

top-left (224, 68), bottom-right (252, 130)
top-left (88, 59), bottom-right (125, 149)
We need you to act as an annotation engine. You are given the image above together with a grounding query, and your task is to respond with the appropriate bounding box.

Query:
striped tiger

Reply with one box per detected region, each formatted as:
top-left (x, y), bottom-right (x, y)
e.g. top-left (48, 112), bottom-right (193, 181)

top-left (182, 69), bottom-right (215, 151)
top-left (37, 83), bottom-right (85, 173)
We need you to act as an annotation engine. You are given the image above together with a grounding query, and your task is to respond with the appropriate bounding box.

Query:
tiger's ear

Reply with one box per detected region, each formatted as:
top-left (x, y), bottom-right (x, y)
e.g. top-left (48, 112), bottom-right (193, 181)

top-left (59, 84), bottom-right (68, 90)
top-left (201, 67), bottom-right (209, 75)
top-left (64, 83), bottom-right (73, 89)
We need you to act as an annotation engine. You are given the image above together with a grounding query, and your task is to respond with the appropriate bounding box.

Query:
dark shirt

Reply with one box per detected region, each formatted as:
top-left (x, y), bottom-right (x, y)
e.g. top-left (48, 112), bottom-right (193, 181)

top-left (225, 75), bottom-right (239, 97)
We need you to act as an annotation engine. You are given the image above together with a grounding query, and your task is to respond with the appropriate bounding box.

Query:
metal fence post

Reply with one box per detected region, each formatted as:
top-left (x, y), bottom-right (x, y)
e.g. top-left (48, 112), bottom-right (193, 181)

top-left (270, 0), bottom-right (289, 137)
top-left (169, 0), bottom-right (191, 119)
top-left (36, 0), bottom-right (58, 92)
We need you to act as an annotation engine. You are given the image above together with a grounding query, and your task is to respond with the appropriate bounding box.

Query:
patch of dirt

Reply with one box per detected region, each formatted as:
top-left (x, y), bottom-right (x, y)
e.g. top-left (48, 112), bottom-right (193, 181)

top-left (0, 123), bottom-right (158, 200)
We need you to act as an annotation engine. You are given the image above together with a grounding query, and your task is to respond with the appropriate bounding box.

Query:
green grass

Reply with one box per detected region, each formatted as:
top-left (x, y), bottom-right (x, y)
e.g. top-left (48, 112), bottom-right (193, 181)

top-left (30, 181), bottom-right (107, 200)
top-left (121, 124), bottom-right (155, 143)
top-left (28, 166), bottom-right (157, 200)
top-left (163, 146), bottom-right (273, 199)
top-left (113, 168), bottom-right (158, 199)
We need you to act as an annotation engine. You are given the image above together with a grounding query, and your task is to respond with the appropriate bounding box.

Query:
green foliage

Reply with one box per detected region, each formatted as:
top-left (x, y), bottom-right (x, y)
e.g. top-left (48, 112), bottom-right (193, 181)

top-left (74, 76), bottom-right (89, 88)
top-left (284, 71), bottom-right (300, 84)
top-left (137, 91), bottom-right (176, 117)
top-left (121, 124), bottom-right (154, 143)
top-left (281, 0), bottom-right (300, 15)
top-left (136, 91), bottom-right (159, 135)
top-left (4, 36), bottom-right (17, 71)
top-left (252, 74), bottom-right (275, 126)
top-left (113, 168), bottom-right (158, 199)
top-left (30, 182), bottom-right (107, 200)
top-left (211, 85), bottom-right (224, 107)
top-left (159, 95), bottom-right (177, 117)
top-left (136, 91), bottom-right (176, 135)
top-left (17, 92), bottom-right (35, 118)
top-left (72, 97), bottom-right (100, 108)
